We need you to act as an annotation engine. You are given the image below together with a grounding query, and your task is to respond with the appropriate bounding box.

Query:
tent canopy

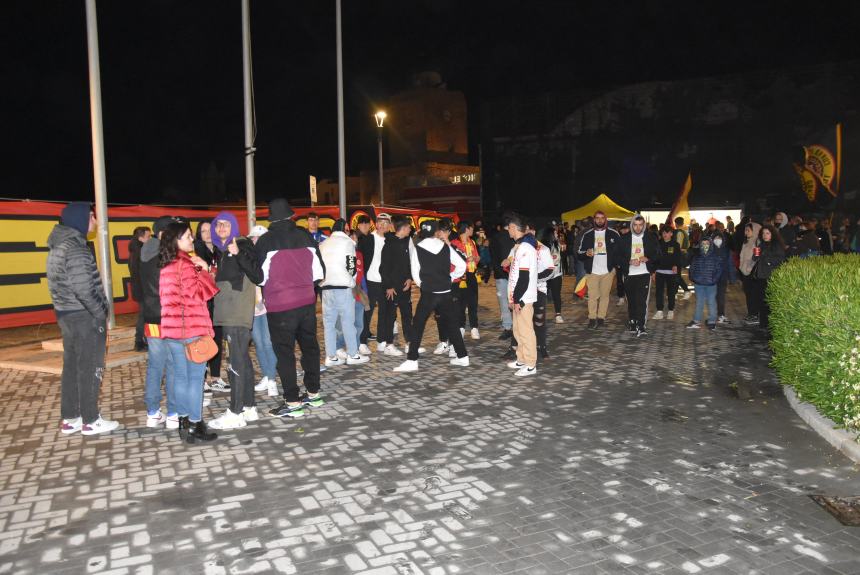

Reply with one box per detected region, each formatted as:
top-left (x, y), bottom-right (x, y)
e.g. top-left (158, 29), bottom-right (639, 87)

top-left (562, 194), bottom-right (636, 224)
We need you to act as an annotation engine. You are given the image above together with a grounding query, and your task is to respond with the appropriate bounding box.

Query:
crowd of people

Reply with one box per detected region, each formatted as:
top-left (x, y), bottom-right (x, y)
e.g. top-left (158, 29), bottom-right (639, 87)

top-left (46, 200), bottom-right (858, 441)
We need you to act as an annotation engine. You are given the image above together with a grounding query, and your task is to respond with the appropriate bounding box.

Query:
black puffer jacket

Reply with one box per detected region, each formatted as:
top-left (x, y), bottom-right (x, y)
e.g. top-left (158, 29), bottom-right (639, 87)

top-left (379, 232), bottom-right (412, 291)
top-left (138, 237), bottom-right (163, 324)
top-left (46, 225), bottom-right (108, 320)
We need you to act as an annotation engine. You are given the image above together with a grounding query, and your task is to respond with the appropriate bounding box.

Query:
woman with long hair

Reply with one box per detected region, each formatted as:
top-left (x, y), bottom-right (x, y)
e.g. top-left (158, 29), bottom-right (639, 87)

top-left (751, 224), bottom-right (786, 333)
top-left (195, 221), bottom-right (226, 393)
top-left (159, 222), bottom-right (219, 443)
top-left (738, 221), bottom-right (762, 324)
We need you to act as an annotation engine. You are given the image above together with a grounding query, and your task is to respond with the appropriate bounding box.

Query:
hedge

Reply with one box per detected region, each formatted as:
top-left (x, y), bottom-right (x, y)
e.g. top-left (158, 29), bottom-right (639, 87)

top-left (768, 254), bottom-right (860, 433)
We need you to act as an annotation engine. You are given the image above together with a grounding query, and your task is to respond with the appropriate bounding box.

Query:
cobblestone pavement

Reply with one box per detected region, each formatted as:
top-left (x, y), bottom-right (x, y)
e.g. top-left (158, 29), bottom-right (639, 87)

top-left (2, 279), bottom-right (859, 575)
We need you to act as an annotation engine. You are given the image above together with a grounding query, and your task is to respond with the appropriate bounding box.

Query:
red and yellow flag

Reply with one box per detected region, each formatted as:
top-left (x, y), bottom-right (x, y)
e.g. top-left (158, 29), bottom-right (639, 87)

top-left (666, 171), bottom-right (692, 227)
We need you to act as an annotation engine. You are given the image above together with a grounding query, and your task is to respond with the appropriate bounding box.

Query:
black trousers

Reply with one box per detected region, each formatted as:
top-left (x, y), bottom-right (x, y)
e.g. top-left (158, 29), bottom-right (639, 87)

top-left (457, 272), bottom-right (479, 330)
top-left (752, 278), bottom-right (770, 329)
top-left (361, 281), bottom-right (385, 343)
top-left (547, 276), bottom-right (563, 315)
top-left (223, 326), bottom-right (255, 413)
top-left (379, 288), bottom-right (414, 345)
top-left (58, 311), bottom-right (106, 424)
top-left (534, 291), bottom-right (548, 350)
top-left (267, 305), bottom-right (320, 403)
top-left (625, 273), bottom-right (651, 330)
top-left (716, 275), bottom-right (728, 317)
top-left (208, 325), bottom-right (223, 379)
top-left (676, 264), bottom-right (689, 292)
top-left (741, 273), bottom-right (759, 317)
top-left (436, 284), bottom-right (459, 342)
top-left (655, 273), bottom-right (676, 311)
top-left (135, 309), bottom-right (145, 343)
top-left (616, 272), bottom-right (626, 298)
top-left (410, 291), bottom-right (467, 360)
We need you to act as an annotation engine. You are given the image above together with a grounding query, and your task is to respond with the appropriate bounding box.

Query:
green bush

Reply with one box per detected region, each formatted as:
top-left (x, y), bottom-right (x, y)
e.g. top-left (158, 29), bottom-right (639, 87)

top-left (768, 254), bottom-right (860, 433)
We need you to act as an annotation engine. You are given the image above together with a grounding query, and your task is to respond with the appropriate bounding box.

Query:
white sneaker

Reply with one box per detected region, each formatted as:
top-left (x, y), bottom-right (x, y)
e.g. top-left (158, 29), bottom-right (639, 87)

top-left (146, 411), bottom-right (166, 428)
top-left (450, 356), bottom-right (470, 367)
top-left (209, 378), bottom-right (230, 392)
top-left (242, 406), bottom-right (259, 422)
top-left (383, 345), bottom-right (404, 357)
top-left (393, 360), bottom-right (419, 372)
top-left (405, 343), bottom-right (426, 355)
top-left (555, 314), bottom-right (564, 324)
top-left (377, 341), bottom-right (387, 353)
top-left (448, 346), bottom-right (458, 358)
top-left (717, 315), bottom-right (730, 324)
top-left (617, 297), bottom-right (626, 306)
top-left (347, 354), bottom-right (370, 365)
top-left (209, 409), bottom-right (247, 430)
top-left (433, 342), bottom-right (450, 355)
top-left (81, 416), bottom-right (119, 436)
top-left (267, 379), bottom-right (279, 397)
top-left (61, 417), bottom-right (82, 434)
top-left (652, 310), bottom-right (664, 320)
top-left (325, 356), bottom-right (345, 366)
top-left (515, 366), bottom-right (537, 377)
top-left (335, 348), bottom-right (348, 360)
top-left (254, 376), bottom-right (274, 392)
top-left (358, 344), bottom-right (372, 355)
top-left (507, 361), bottom-right (525, 369)
top-left (166, 414), bottom-right (180, 430)
top-left (470, 328), bottom-right (480, 340)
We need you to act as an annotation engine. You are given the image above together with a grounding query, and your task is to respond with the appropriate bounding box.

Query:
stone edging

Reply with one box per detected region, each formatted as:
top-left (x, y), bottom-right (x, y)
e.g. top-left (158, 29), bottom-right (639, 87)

top-left (783, 385), bottom-right (860, 464)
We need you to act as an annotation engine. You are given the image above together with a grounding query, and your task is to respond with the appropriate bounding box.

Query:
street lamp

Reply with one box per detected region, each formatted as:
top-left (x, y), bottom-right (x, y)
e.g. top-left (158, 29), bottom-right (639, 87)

top-left (374, 111), bottom-right (387, 205)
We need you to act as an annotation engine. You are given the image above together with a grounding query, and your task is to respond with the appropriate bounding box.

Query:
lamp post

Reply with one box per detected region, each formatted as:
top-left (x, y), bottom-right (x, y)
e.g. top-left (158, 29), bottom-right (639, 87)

top-left (374, 111), bottom-right (386, 205)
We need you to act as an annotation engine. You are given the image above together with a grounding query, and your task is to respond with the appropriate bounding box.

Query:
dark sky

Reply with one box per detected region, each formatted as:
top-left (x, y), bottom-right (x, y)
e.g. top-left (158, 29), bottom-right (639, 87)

top-left (3, 0), bottom-right (860, 205)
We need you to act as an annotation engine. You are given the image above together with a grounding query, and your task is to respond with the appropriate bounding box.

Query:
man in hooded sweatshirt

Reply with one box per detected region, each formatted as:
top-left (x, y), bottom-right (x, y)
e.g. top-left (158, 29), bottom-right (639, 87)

top-left (208, 211), bottom-right (261, 430)
top-left (616, 215), bottom-right (659, 336)
top-left (687, 236), bottom-right (724, 330)
top-left (506, 213), bottom-right (539, 377)
top-left (378, 215), bottom-right (416, 356)
top-left (47, 202), bottom-right (119, 435)
top-left (774, 212), bottom-right (795, 247)
top-left (252, 198), bottom-right (325, 419)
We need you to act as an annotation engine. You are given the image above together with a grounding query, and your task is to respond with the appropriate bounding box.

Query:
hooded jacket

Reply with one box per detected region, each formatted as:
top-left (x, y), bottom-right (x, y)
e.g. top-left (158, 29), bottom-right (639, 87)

top-left (509, 234), bottom-right (539, 304)
top-left (576, 225), bottom-right (621, 274)
top-left (379, 232), bottom-right (413, 291)
top-left (775, 212), bottom-right (796, 246)
top-left (319, 230), bottom-right (357, 289)
top-left (213, 236), bottom-right (258, 329)
top-left (159, 251), bottom-right (218, 339)
top-left (139, 236), bottom-right (164, 324)
top-left (655, 237), bottom-right (683, 272)
top-left (752, 241), bottom-right (786, 280)
top-left (490, 231), bottom-right (515, 279)
top-left (615, 217), bottom-right (659, 275)
top-left (46, 224), bottom-right (109, 320)
top-left (688, 239), bottom-right (724, 286)
top-left (738, 222), bottom-right (762, 276)
top-left (409, 237), bottom-right (466, 293)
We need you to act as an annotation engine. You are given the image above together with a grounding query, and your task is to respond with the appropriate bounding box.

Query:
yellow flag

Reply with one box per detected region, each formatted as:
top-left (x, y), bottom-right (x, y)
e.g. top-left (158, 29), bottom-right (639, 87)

top-left (666, 172), bottom-right (692, 226)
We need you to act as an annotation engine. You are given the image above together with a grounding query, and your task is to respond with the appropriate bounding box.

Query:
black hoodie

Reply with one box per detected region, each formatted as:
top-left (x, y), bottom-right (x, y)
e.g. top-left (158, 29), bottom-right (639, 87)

top-left (654, 238), bottom-right (683, 272)
top-left (379, 232), bottom-right (413, 291)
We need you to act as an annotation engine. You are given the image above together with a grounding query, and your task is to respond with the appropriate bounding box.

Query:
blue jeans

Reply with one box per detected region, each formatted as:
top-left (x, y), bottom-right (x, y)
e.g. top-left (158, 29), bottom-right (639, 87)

top-left (495, 278), bottom-right (513, 330)
top-left (252, 314), bottom-right (277, 379)
top-left (145, 336), bottom-right (176, 416)
top-left (164, 338), bottom-right (207, 422)
top-left (322, 289), bottom-right (358, 357)
top-left (336, 300), bottom-right (364, 352)
top-left (693, 284), bottom-right (717, 324)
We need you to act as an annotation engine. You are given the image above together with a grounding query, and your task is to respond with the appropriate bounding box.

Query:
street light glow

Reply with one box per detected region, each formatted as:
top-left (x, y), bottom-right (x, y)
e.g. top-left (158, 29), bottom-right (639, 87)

top-left (374, 110), bottom-right (387, 127)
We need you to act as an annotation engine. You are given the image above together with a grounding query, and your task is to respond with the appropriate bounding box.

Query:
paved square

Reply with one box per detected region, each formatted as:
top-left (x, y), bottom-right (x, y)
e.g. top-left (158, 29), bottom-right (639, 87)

top-left (1, 280), bottom-right (859, 574)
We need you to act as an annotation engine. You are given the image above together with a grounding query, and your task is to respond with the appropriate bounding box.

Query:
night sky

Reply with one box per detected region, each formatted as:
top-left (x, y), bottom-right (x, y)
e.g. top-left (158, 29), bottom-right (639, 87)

top-left (4, 1), bottom-right (860, 208)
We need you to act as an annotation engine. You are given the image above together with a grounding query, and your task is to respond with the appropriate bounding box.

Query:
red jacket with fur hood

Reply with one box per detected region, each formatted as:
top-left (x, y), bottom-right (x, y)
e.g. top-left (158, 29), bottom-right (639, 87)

top-left (159, 252), bottom-right (219, 339)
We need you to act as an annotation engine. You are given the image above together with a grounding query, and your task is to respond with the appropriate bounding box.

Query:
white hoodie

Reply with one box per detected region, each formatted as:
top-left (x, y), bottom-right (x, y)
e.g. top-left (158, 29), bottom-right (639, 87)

top-left (319, 231), bottom-right (357, 288)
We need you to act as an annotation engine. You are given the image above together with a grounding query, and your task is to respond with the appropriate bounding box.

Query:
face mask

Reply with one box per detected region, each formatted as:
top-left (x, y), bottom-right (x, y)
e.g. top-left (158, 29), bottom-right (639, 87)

top-left (713, 238), bottom-right (723, 248)
top-left (702, 243), bottom-right (710, 254)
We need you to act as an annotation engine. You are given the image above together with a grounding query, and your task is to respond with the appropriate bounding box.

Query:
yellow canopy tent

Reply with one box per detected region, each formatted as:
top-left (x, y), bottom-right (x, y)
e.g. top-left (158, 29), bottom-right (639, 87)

top-left (561, 193), bottom-right (636, 224)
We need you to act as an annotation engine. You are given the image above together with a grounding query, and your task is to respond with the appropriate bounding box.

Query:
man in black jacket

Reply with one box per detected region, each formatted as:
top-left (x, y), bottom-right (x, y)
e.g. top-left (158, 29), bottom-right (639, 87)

top-left (490, 221), bottom-right (515, 340)
top-left (378, 215), bottom-right (415, 355)
top-left (357, 213), bottom-right (390, 347)
top-left (47, 202), bottom-right (118, 436)
top-left (616, 215), bottom-right (659, 336)
top-left (576, 211), bottom-right (621, 328)
top-left (129, 226), bottom-right (151, 351)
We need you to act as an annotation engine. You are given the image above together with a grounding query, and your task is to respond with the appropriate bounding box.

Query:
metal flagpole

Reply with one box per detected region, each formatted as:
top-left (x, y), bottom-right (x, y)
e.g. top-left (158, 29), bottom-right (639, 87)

top-left (242, 0), bottom-right (257, 231)
top-left (84, 0), bottom-right (115, 329)
top-left (336, 0), bottom-right (347, 219)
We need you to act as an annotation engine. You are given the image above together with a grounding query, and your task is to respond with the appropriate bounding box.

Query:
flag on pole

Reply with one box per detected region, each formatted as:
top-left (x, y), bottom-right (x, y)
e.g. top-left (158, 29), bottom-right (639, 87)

top-left (794, 123), bottom-right (841, 205)
top-left (666, 171), bottom-right (692, 227)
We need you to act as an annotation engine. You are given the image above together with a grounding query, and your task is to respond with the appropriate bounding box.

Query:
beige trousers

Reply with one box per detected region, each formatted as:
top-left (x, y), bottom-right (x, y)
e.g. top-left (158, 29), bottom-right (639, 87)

top-left (513, 303), bottom-right (536, 368)
top-left (586, 270), bottom-right (616, 319)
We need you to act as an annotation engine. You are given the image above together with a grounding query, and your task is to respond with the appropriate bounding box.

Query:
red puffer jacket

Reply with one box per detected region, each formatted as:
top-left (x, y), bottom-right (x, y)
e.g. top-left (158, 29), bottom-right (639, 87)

top-left (159, 252), bottom-right (219, 339)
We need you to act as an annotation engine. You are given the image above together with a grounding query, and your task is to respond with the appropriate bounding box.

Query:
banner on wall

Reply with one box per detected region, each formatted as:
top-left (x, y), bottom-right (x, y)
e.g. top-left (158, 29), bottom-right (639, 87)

top-left (0, 201), bottom-right (456, 329)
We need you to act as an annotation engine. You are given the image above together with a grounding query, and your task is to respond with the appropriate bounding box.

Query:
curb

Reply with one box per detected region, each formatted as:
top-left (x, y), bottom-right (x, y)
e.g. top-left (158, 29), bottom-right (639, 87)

top-left (783, 385), bottom-right (860, 464)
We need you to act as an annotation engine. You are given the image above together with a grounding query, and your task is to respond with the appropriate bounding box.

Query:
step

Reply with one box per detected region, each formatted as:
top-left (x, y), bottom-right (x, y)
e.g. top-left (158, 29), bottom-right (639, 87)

top-left (0, 343), bottom-right (145, 375)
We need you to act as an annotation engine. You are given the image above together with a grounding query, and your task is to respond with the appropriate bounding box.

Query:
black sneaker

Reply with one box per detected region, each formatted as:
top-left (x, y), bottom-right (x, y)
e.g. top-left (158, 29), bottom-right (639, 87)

top-left (270, 403), bottom-right (305, 418)
top-left (588, 319), bottom-right (597, 329)
top-left (498, 329), bottom-right (513, 341)
top-left (596, 319), bottom-right (605, 329)
top-left (627, 320), bottom-right (636, 332)
top-left (636, 328), bottom-right (648, 337)
top-left (300, 393), bottom-right (325, 408)
top-left (707, 323), bottom-right (716, 331)
top-left (744, 315), bottom-right (759, 326)
top-left (539, 346), bottom-right (549, 359)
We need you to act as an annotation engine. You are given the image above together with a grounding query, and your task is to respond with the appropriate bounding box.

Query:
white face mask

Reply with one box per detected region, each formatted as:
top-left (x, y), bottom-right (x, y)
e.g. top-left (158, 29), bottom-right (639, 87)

top-left (713, 238), bottom-right (723, 248)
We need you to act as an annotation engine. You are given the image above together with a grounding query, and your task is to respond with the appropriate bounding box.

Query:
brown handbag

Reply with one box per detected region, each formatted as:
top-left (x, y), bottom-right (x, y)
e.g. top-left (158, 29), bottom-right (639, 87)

top-left (179, 258), bottom-right (219, 364)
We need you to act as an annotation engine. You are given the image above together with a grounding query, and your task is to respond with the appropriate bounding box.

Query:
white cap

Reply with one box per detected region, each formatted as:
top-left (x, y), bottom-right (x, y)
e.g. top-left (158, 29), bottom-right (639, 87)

top-left (248, 225), bottom-right (268, 238)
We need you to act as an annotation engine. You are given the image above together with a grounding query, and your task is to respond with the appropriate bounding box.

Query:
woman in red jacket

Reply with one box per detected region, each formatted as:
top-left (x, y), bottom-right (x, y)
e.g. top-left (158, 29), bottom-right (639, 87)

top-left (159, 222), bottom-right (219, 443)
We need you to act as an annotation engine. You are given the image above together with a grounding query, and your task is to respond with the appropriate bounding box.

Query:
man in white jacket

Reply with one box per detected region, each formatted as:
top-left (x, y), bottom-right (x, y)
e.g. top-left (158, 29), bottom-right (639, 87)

top-left (319, 220), bottom-right (370, 366)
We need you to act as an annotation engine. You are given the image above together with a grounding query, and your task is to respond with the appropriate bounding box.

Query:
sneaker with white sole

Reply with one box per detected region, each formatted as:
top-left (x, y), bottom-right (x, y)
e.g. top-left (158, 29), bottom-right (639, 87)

top-left (358, 344), bottom-right (372, 355)
top-left (346, 354), bottom-right (370, 365)
top-left (254, 377), bottom-right (273, 392)
top-left (507, 360), bottom-right (525, 369)
top-left (555, 314), bottom-right (564, 324)
top-left (325, 356), bottom-right (345, 367)
top-left (471, 328), bottom-right (480, 340)
top-left (717, 315), bottom-right (731, 324)
top-left (405, 343), bottom-right (426, 355)
top-left (667, 310), bottom-right (674, 320)
top-left (267, 379), bottom-right (280, 397)
top-left (383, 345), bottom-right (404, 357)
top-left (335, 348), bottom-right (348, 360)
top-left (81, 416), bottom-right (119, 436)
top-left (377, 341), bottom-right (388, 353)
top-left (146, 411), bottom-right (166, 428)
top-left (270, 403), bottom-right (304, 418)
top-left (393, 359), bottom-right (419, 372)
top-left (448, 346), bottom-right (458, 358)
top-left (209, 378), bottom-right (230, 392)
top-left (242, 406), bottom-right (259, 422)
top-left (433, 342), bottom-right (450, 355)
top-left (209, 409), bottom-right (247, 430)
top-left (450, 356), bottom-right (470, 367)
top-left (166, 414), bottom-right (180, 430)
top-left (301, 393), bottom-right (325, 408)
top-left (686, 321), bottom-right (701, 329)
top-left (652, 310), bottom-right (664, 320)
top-left (514, 366), bottom-right (537, 377)
top-left (61, 417), bottom-right (82, 435)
